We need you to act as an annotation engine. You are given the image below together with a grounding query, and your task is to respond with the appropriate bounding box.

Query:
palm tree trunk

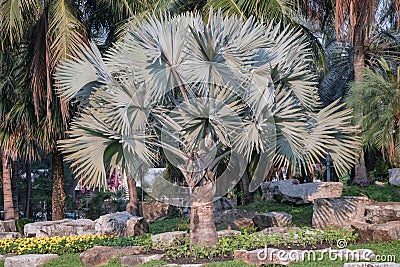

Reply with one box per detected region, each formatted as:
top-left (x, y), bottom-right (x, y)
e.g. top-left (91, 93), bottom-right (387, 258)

top-left (25, 161), bottom-right (32, 219)
top-left (189, 176), bottom-right (218, 247)
top-left (11, 160), bottom-right (19, 220)
top-left (52, 149), bottom-right (65, 220)
top-left (1, 154), bottom-right (14, 220)
top-left (126, 177), bottom-right (140, 216)
top-left (240, 171), bottom-right (254, 205)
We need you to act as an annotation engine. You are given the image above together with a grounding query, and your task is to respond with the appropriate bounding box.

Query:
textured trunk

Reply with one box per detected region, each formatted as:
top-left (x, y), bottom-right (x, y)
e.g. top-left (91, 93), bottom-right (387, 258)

top-left (240, 171), bottom-right (254, 205)
top-left (352, 5), bottom-right (371, 186)
top-left (189, 176), bottom-right (218, 247)
top-left (25, 162), bottom-right (32, 219)
top-left (126, 177), bottom-right (140, 216)
top-left (52, 149), bottom-right (65, 220)
top-left (2, 155), bottom-right (14, 220)
top-left (11, 161), bottom-right (19, 220)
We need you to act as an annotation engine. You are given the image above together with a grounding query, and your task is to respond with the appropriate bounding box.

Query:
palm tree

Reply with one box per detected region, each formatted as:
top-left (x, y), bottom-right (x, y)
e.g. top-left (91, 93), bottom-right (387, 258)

top-left (57, 11), bottom-right (359, 246)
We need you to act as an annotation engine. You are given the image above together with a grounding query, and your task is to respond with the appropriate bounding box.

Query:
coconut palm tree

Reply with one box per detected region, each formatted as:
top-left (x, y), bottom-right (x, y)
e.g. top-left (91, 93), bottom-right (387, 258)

top-left (56, 11), bottom-right (359, 246)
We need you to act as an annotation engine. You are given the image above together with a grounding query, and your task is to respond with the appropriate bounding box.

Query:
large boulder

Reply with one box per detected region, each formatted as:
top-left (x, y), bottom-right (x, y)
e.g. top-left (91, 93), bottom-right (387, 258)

top-left (389, 168), bottom-right (400, 186)
top-left (352, 221), bottom-right (400, 242)
top-left (0, 232), bottom-right (21, 240)
top-left (312, 196), bottom-right (373, 229)
top-left (364, 202), bottom-right (400, 224)
top-left (95, 212), bottom-right (149, 237)
top-left (261, 180), bottom-right (343, 205)
top-left (253, 212), bottom-right (292, 230)
top-left (0, 220), bottom-right (16, 232)
top-left (80, 246), bottom-right (143, 267)
top-left (214, 209), bottom-right (258, 229)
top-left (141, 201), bottom-right (174, 223)
top-left (151, 231), bottom-right (188, 245)
top-left (5, 254), bottom-right (59, 267)
top-left (120, 254), bottom-right (164, 267)
top-left (24, 219), bottom-right (95, 237)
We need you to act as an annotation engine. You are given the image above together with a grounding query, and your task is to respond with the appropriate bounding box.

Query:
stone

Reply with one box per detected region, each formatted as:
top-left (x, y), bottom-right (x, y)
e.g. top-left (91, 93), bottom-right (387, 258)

top-left (312, 196), bottom-right (373, 229)
top-left (257, 227), bottom-right (301, 237)
top-left (80, 246), bottom-right (143, 267)
top-left (141, 201), bottom-right (174, 223)
top-left (24, 219), bottom-right (95, 237)
top-left (95, 211), bottom-right (149, 237)
top-left (352, 221), bottom-right (400, 242)
top-left (364, 202), bottom-right (400, 224)
top-left (5, 254), bottom-right (59, 267)
top-left (217, 230), bottom-right (242, 238)
top-left (120, 254), bottom-right (164, 267)
top-left (261, 180), bottom-right (343, 205)
top-left (375, 181), bottom-right (386, 186)
top-left (0, 221), bottom-right (16, 233)
top-left (389, 168), bottom-right (400, 186)
top-left (344, 263), bottom-right (400, 267)
top-left (214, 209), bottom-right (258, 230)
top-left (151, 231), bottom-right (188, 245)
top-left (213, 197), bottom-right (235, 212)
top-left (253, 212), bottom-right (292, 230)
top-left (0, 232), bottom-right (21, 240)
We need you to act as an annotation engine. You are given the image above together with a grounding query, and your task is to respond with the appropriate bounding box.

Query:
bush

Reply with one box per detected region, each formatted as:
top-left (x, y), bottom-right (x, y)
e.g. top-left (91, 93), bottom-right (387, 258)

top-left (16, 218), bottom-right (34, 234)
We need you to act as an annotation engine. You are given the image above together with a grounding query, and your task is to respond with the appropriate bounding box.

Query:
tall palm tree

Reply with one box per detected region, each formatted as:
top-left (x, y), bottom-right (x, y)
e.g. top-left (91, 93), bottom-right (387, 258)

top-left (57, 11), bottom-right (359, 246)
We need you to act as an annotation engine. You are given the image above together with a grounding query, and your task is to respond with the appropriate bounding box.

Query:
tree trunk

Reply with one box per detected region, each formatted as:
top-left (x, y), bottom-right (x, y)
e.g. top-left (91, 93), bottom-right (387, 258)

top-left (240, 171), bottom-right (255, 205)
top-left (352, 150), bottom-right (372, 186)
top-left (52, 149), bottom-right (65, 220)
top-left (25, 161), bottom-right (32, 219)
top-left (2, 154), bottom-right (14, 220)
top-left (126, 177), bottom-right (140, 216)
top-left (11, 160), bottom-right (19, 220)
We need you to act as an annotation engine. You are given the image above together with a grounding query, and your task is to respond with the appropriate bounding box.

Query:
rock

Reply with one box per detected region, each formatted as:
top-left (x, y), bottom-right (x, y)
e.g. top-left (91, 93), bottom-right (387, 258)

top-left (120, 254), bottom-right (164, 267)
top-left (125, 217), bottom-right (149, 237)
top-left (214, 209), bottom-right (258, 230)
top-left (151, 231), bottom-right (188, 245)
top-left (0, 221), bottom-right (16, 233)
top-left (5, 254), bottom-right (59, 267)
top-left (80, 246), bottom-right (143, 267)
top-left (0, 232), bottom-right (21, 240)
top-left (253, 212), bottom-right (292, 230)
top-left (213, 197), bottom-right (235, 212)
top-left (234, 249), bottom-right (282, 266)
top-left (389, 168), bottom-right (400, 186)
top-left (352, 221), bottom-right (400, 242)
top-left (141, 201), bottom-right (174, 223)
top-left (217, 230), bottom-right (242, 238)
top-left (344, 263), bottom-right (400, 267)
top-left (261, 180), bottom-right (343, 205)
top-left (312, 196), bottom-right (373, 229)
top-left (24, 219), bottom-right (95, 237)
top-left (95, 212), bottom-right (149, 237)
top-left (257, 226), bottom-right (301, 237)
top-left (375, 181), bottom-right (386, 186)
top-left (364, 202), bottom-right (400, 224)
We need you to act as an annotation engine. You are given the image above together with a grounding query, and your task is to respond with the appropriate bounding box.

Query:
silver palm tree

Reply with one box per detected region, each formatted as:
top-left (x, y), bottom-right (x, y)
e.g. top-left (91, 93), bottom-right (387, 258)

top-left (56, 11), bottom-right (360, 246)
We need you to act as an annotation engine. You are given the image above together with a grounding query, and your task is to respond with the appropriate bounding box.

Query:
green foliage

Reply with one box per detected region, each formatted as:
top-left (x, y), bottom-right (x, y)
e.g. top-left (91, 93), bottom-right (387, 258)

top-left (16, 218), bottom-right (34, 234)
top-left (149, 217), bottom-right (190, 235)
top-left (369, 157), bottom-right (392, 182)
top-left (342, 184), bottom-right (400, 202)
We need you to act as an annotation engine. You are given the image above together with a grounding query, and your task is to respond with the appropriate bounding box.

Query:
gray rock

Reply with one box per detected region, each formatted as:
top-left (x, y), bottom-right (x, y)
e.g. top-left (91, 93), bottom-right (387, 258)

top-left (5, 254), bottom-right (59, 267)
top-left (253, 212), bottom-right (292, 230)
top-left (80, 246), bottom-right (143, 267)
top-left (389, 168), bottom-right (400, 186)
top-left (0, 232), bottom-right (21, 240)
top-left (120, 254), bottom-right (164, 267)
top-left (95, 212), bottom-right (149, 237)
top-left (151, 231), bottom-right (188, 245)
top-left (352, 221), bottom-right (400, 242)
top-left (214, 209), bottom-right (258, 230)
top-left (312, 196), bottom-right (373, 229)
top-left (364, 202), bottom-right (400, 224)
top-left (24, 219), bottom-right (95, 237)
top-left (261, 180), bottom-right (343, 205)
top-left (141, 201), bottom-right (174, 223)
top-left (0, 221), bottom-right (16, 233)
top-left (217, 230), bottom-right (242, 238)
top-left (213, 197), bottom-right (235, 212)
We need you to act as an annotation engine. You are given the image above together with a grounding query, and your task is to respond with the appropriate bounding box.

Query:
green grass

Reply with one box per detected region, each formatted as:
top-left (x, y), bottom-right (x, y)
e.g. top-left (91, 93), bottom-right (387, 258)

top-left (342, 184), bottom-right (400, 202)
top-left (42, 254), bottom-right (123, 267)
top-left (238, 199), bottom-right (313, 227)
top-left (149, 217), bottom-right (190, 234)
